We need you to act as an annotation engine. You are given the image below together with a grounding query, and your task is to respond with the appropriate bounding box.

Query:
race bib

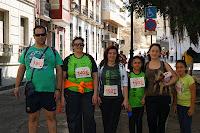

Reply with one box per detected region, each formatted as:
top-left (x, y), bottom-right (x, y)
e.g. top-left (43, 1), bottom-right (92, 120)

top-left (30, 57), bottom-right (44, 69)
top-left (75, 67), bottom-right (91, 78)
top-left (130, 77), bottom-right (145, 88)
top-left (104, 85), bottom-right (118, 96)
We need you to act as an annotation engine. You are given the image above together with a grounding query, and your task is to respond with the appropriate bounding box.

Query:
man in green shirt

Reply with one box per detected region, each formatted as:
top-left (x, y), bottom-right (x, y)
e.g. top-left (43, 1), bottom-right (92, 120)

top-left (14, 25), bottom-right (63, 133)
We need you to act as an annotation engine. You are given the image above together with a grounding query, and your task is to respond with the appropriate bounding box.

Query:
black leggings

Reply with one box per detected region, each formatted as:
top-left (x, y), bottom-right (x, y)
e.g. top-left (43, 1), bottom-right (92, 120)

top-left (100, 97), bottom-right (123, 133)
top-left (145, 96), bottom-right (170, 133)
top-left (129, 107), bottom-right (144, 133)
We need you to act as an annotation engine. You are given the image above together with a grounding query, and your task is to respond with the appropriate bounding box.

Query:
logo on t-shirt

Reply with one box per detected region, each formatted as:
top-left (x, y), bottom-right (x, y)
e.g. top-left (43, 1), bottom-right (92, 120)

top-left (176, 80), bottom-right (184, 95)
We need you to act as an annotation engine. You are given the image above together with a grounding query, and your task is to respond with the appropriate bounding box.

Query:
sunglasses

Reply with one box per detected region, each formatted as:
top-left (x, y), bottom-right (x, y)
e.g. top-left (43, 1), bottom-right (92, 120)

top-left (34, 33), bottom-right (46, 37)
top-left (73, 43), bottom-right (84, 47)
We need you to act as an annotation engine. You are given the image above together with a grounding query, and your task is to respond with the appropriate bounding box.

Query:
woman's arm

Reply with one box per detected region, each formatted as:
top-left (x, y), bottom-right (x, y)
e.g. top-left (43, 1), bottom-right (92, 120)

top-left (164, 62), bottom-right (178, 86)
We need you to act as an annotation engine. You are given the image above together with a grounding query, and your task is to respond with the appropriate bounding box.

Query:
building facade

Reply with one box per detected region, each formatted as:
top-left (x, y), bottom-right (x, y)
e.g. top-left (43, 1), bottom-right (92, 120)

top-left (69, 0), bottom-right (104, 63)
top-left (101, 0), bottom-right (127, 50)
top-left (0, 0), bottom-right (35, 86)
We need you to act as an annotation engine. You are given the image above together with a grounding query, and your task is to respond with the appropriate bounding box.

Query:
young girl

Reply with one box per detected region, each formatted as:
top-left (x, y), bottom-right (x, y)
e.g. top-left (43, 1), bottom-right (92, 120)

top-left (128, 56), bottom-right (145, 133)
top-left (174, 60), bottom-right (196, 133)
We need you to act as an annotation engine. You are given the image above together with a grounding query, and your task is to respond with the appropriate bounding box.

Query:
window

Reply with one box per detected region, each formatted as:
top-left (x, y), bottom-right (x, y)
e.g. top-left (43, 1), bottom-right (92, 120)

top-left (92, 32), bottom-right (94, 52)
top-left (79, 26), bottom-right (82, 36)
top-left (115, 27), bottom-right (118, 34)
top-left (20, 17), bottom-right (28, 46)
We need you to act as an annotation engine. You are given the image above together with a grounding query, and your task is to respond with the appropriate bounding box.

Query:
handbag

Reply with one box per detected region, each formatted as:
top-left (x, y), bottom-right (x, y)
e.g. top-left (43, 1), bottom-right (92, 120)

top-left (24, 46), bottom-right (49, 96)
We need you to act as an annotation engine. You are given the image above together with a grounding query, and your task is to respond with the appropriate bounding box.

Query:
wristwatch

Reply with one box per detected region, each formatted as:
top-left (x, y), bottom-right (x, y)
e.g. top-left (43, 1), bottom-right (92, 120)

top-left (56, 88), bottom-right (61, 92)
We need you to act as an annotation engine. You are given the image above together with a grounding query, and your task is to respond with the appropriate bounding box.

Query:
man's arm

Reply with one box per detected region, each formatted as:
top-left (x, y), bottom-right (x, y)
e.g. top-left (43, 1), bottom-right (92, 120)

top-left (14, 64), bottom-right (26, 98)
top-left (56, 65), bottom-right (62, 90)
top-left (15, 64), bottom-right (26, 88)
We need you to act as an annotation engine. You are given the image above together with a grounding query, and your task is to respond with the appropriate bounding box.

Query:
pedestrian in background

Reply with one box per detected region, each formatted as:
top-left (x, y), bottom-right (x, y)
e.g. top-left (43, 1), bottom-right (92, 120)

top-left (182, 48), bottom-right (194, 75)
top-left (145, 43), bottom-right (177, 133)
top-left (62, 37), bottom-right (98, 133)
top-left (98, 45), bottom-right (128, 133)
top-left (128, 56), bottom-right (145, 133)
top-left (14, 25), bottom-right (63, 133)
top-left (173, 60), bottom-right (196, 133)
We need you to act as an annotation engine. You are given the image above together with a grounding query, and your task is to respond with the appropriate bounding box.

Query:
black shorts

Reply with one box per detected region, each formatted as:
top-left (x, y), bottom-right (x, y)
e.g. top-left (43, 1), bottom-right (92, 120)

top-left (26, 92), bottom-right (56, 113)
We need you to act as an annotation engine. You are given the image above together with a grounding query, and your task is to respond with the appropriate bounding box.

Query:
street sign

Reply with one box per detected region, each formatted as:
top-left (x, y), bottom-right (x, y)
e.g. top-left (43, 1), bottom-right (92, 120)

top-left (145, 19), bottom-right (157, 31)
top-left (145, 6), bottom-right (157, 19)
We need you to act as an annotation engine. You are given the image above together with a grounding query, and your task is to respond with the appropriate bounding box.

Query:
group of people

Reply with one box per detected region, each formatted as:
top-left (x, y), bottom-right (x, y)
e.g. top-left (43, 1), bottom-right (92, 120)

top-left (14, 25), bottom-right (196, 133)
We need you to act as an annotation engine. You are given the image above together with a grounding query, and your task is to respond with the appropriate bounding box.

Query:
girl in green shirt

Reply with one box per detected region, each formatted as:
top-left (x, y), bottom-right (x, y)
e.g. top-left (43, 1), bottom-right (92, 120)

top-left (128, 56), bottom-right (145, 133)
top-left (173, 60), bottom-right (196, 133)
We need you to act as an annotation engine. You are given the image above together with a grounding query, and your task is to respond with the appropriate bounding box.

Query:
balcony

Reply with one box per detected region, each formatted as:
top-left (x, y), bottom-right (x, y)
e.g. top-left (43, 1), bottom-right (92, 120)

top-left (79, 5), bottom-right (88, 20)
top-left (0, 43), bottom-right (13, 56)
top-left (70, 2), bottom-right (81, 16)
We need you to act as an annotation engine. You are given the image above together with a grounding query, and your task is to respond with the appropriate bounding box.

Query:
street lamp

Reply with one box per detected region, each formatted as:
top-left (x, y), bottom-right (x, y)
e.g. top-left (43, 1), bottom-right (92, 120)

top-left (130, 2), bottom-right (134, 59)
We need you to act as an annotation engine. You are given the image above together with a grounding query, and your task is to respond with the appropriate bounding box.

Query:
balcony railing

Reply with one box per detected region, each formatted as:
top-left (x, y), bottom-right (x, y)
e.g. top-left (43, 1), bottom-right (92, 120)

top-left (0, 43), bottom-right (13, 56)
top-left (81, 5), bottom-right (88, 17)
top-left (89, 10), bottom-right (94, 20)
top-left (71, 3), bottom-right (81, 13)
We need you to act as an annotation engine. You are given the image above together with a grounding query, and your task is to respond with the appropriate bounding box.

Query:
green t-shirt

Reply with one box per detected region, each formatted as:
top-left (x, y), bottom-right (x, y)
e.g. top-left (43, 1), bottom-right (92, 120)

top-left (129, 72), bottom-right (145, 108)
top-left (62, 54), bottom-right (97, 93)
top-left (19, 45), bottom-right (63, 92)
top-left (100, 64), bottom-right (122, 98)
top-left (176, 74), bottom-right (195, 107)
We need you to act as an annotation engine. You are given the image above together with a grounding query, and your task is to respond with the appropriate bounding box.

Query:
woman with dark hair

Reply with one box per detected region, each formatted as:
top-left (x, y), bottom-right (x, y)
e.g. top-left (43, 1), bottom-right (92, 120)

top-left (62, 37), bottom-right (98, 133)
top-left (144, 43), bottom-right (177, 133)
top-left (98, 45), bottom-right (128, 133)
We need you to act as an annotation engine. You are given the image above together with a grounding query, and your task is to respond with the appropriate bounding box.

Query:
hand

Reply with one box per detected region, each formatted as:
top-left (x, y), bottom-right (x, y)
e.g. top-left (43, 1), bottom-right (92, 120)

top-left (172, 104), bottom-right (177, 114)
top-left (92, 93), bottom-right (98, 105)
top-left (97, 96), bottom-right (102, 105)
top-left (60, 93), bottom-right (65, 108)
top-left (127, 104), bottom-right (132, 112)
top-left (54, 90), bottom-right (61, 101)
top-left (14, 87), bottom-right (20, 99)
top-left (141, 96), bottom-right (145, 105)
top-left (188, 106), bottom-right (195, 116)
top-left (122, 98), bottom-right (129, 110)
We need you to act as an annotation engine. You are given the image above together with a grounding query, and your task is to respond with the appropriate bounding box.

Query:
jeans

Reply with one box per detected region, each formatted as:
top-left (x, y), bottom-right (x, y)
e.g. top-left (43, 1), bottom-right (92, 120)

top-left (100, 97), bottom-right (123, 133)
top-left (129, 107), bottom-right (144, 133)
top-left (64, 90), bottom-right (96, 133)
top-left (177, 105), bottom-right (192, 133)
top-left (145, 96), bottom-right (170, 133)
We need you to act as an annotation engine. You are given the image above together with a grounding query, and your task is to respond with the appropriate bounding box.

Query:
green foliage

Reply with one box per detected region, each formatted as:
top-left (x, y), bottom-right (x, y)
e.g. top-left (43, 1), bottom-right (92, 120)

top-left (128, 0), bottom-right (200, 46)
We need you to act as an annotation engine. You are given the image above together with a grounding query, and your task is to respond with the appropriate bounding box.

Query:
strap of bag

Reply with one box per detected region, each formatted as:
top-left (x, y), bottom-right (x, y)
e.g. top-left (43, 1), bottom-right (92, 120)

top-left (30, 46), bottom-right (49, 81)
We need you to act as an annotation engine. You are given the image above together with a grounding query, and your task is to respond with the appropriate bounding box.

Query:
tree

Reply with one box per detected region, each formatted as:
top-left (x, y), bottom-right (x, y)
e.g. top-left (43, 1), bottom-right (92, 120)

top-left (127, 0), bottom-right (200, 46)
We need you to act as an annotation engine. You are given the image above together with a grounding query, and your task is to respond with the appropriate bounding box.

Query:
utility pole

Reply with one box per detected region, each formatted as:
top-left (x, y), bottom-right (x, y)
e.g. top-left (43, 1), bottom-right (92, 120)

top-left (130, 2), bottom-right (134, 59)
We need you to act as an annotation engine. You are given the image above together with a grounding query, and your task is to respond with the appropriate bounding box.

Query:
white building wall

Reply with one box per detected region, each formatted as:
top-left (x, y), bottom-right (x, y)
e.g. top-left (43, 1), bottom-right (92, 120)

top-left (0, 0), bottom-right (35, 86)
